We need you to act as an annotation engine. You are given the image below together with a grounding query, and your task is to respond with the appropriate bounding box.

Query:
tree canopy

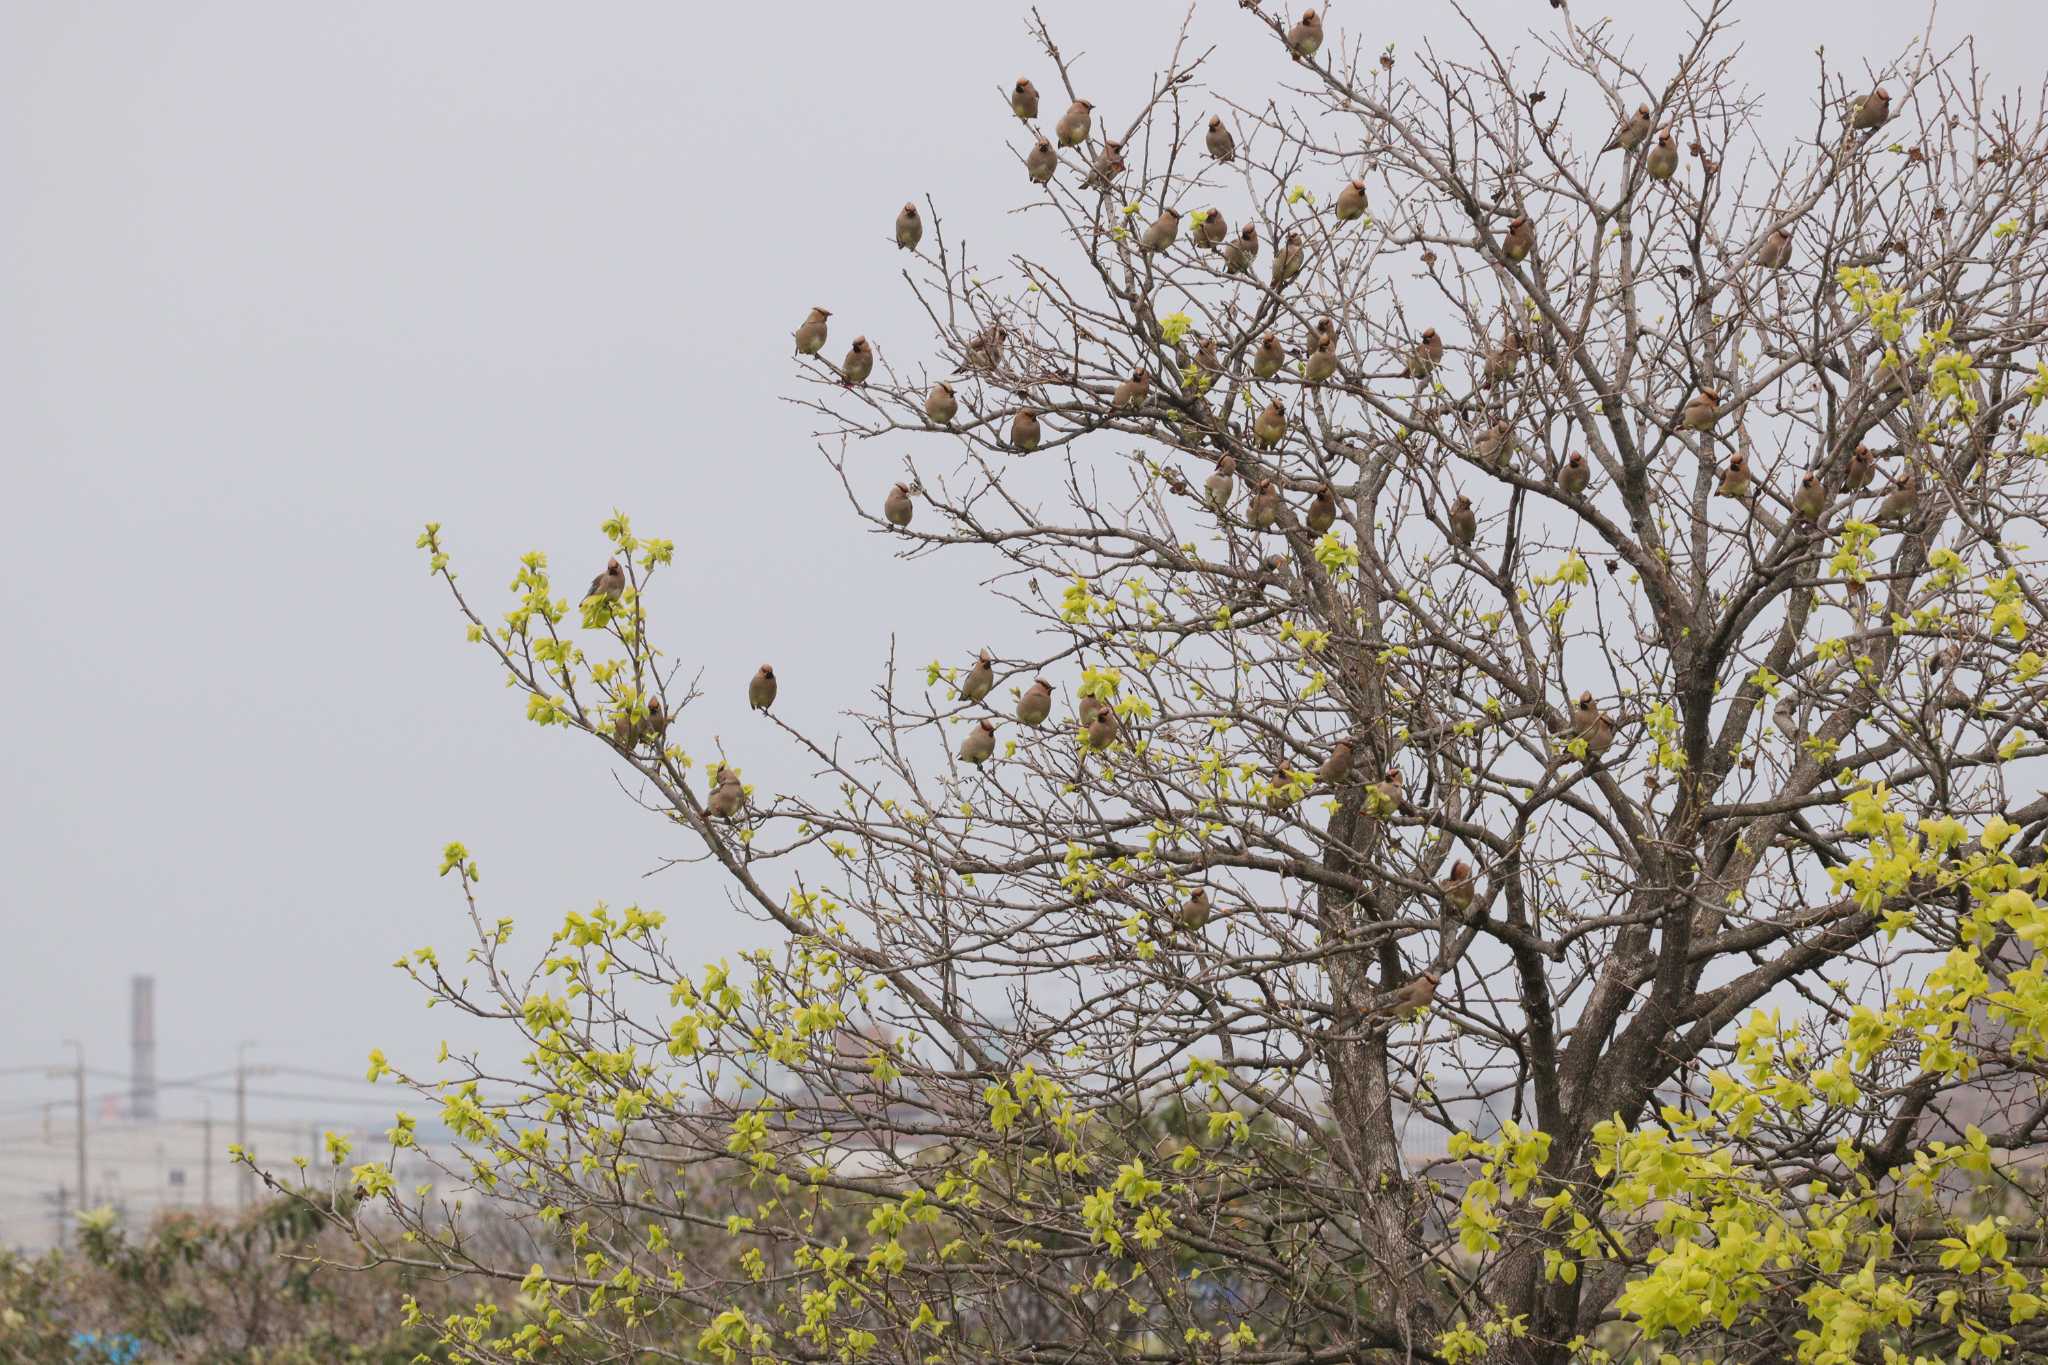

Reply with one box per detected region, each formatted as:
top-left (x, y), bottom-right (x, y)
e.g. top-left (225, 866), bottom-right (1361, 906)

top-left (277, 4), bottom-right (2048, 1362)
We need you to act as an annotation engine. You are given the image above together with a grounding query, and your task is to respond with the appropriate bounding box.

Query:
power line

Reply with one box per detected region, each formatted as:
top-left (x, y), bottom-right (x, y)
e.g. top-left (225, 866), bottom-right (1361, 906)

top-left (157, 1069), bottom-right (242, 1087)
top-left (0, 1083), bottom-right (148, 1121)
top-left (165, 1082), bottom-right (406, 1108)
top-left (0, 1083), bottom-right (406, 1124)
top-left (0, 1065), bottom-right (398, 1118)
top-left (269, 1065), bottom-right (387, 1087)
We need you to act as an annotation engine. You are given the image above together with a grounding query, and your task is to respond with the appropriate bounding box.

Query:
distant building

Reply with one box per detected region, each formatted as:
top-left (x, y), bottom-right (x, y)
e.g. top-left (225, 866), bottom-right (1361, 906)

top-left (0, 1112), bottom-right (442, 1253)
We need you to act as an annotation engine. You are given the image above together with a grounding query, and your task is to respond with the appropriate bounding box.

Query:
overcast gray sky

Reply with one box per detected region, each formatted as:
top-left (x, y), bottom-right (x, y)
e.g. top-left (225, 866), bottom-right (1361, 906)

top-left (2, 0), bottom-right (2038, 1124)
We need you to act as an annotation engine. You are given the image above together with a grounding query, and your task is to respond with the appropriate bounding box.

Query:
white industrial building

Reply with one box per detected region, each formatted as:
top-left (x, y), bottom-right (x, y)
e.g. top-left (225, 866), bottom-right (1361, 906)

top-left (0, 975), bottom-right (441, 1253)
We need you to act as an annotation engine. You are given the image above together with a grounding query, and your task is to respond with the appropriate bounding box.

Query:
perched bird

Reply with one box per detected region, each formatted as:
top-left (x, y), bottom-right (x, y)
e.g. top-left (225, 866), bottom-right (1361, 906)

top-left (1875, 471), bottom-right (1922, 523)
top-left (749, 665), bottom-right (778, 712)
top-left (1584, 711), bottom-right (1616, 757)
top-left (586, 557), bottom-right (625, 603)
top-left (1645, 131), bottom-right (1678, 182)
top-left (1929, 647), bottom-right (1972, 710)
top-left (1502, 215), bottom-right (1534, 263)
top-left (1139, 206), bottom-right (1180, 254)
top-left (1223, 222), bottom-right (1260, 275)
top-left (641, 697), bottom-right (671, 750)
top-left (1334, 179), bottom-right (1368, 222)
top-left (1483, 332), bottom-right (1521, 387)
top-left (895, 203), bottom-right (923, 250)
top-left (1206, 116), bottom-right (1235, 162)
top-left (1365, 970), bottom-right (1440, 1021)
top-left (1716, 453), bottom-right (1753, 499)
top-left (1557, 451), bottom-right (1590, 496)
top-left (614, 696), bottom-right (667, 751)
top-left (1011, 78), bottom-right (1040, 121)
top-left (1448, 495), bottom-right (1477, 546)
top-left (1791, 472), bottom-right (1828, 526)
top-left (1843, 445), bottom-right (1880, 493)
top-left (1568, 691), bottom-right (1616, 758)
top-left (1255, 553), bottom-right (1293, 595)
top-left (1305, 333), bottom-right (1339, 384)
top-left (1265, 766), bottom-right (1298, 812)
top-left (793, 307), bottom-right (831, 357)
top-left (1850, 87), bottom-right (1891, 133)
top-left (1604, 104), bottom-right (1652, 153)
top-left (1017, 677), bottom-right (1053, 727)
top-left (1027, 135), bottom-right (1058, 185)
top-left (1195, 337), bottom-right (1225, 376)
top-left (1369, 767), bottom-right (1404, 816)
top-left (1113, 367), bottom-right (1152, 410)
top-left (1409, 329), bottom-right (1444, 380)
top-left (1271, 231), bottom-right (1306, 288)
top-left (1010, 409), bottom-right (1042, 451)
top-left (1316, 737), bottom-right (1355, 785)
top-left (706, 766), bottom-right (746, 820)
top-left (1253, 398), bottom-right (1288, 448)
top-left (958, 719), bottom-right (998, 766)
top-left (1249, 479), bottom-right (1283, 530)
top-left (1204, 455), bottom-right (1237, 512)
top-left (841, 337), bottom-right (874, 386)
top-left (1195, 207), bottom-right (1228, 248)
top-left (1682, 388), bottom-right (1720, 432)
top-left (961, 650), bottom-right (996, 703)
top-left (1442, 862), bottom-right (1476, 913)
top-left (884, 483), bottom-right (915, 528)
top-left (1176, 887), bottom-right (1214, 931)
top-left (925, 382), bottom-right (958, 425)
top-left (1084, 708), bottom-right (1118, 751)
top-left (1086, 140), bottom-right (1126, 189)
top-left (1475, 421), bottom-right (1513, 468)
top-left (965, 324), bottom-right (1005, 371)
top-left (1056, 98), bottom-right (1094, 148)
top-left (1306, 484), bottom-right (1338, 535)
top-left (1078, 692), bottom-right (1110, 727)
top-left (1286, 8), bottom-right (1323, 61)
top-left (1755, 225), bottom-right (1794, 270)
top-left (1252, 332), bottom-right (1286, 379)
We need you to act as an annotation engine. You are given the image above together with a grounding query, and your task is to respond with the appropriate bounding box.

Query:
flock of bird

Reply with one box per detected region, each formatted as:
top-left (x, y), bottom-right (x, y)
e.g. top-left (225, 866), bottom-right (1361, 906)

top-left (580, 12), bottom-right (1906, 1014)
top-left (787, 27), bottom-right (1905, 566)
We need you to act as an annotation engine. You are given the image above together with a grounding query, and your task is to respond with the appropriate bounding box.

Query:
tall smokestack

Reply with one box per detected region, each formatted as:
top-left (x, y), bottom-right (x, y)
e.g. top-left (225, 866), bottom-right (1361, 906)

top-left (130, 975), bottom-right (157, 1121)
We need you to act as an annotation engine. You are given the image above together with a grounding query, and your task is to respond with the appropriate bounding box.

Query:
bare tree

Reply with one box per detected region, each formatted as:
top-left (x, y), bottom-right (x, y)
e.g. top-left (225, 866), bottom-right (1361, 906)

top-left (298, 5), bottom-right (2048, 1361)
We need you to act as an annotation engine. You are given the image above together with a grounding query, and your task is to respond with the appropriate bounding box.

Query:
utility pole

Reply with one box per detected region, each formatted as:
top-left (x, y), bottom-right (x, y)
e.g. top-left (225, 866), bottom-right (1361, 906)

top-left (48, 1041), bottom-right (85, 1244)
top-left (236, 1043), bottom-right (251, 1207)
top-left (200, 1097), bottom-right (214, 1211)
top-left (235, 1041), bottom-right (273, 1208)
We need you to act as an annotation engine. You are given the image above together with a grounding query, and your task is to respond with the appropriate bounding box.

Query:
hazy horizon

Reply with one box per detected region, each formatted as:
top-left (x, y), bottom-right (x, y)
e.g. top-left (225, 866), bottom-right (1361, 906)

top-left (3, 0), bottom-right (2038, 1145)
